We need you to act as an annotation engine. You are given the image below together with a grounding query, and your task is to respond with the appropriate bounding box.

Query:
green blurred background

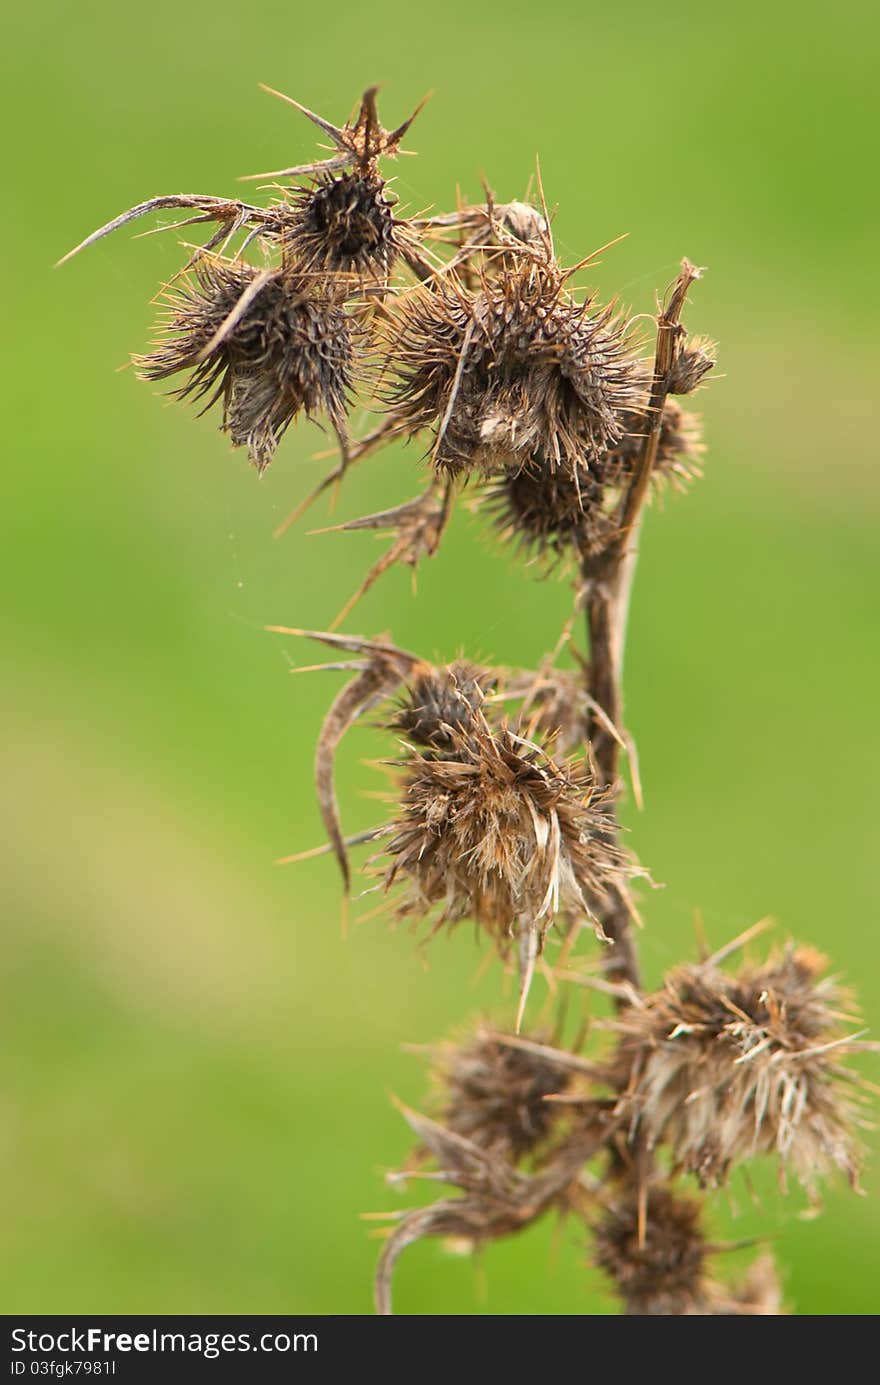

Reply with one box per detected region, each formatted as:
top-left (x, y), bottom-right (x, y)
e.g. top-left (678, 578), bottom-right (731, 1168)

top-left (2, 0), bottom-right (878, 1315)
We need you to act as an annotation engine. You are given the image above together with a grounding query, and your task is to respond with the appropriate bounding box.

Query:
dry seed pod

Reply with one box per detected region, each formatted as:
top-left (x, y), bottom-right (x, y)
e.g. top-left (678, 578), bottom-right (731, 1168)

top-left (137, 259), bottom-right (353, 472)
top-left (384, 248), bottom-right (642, 480)
top-left (608, 942), bottom-right (874, 1195)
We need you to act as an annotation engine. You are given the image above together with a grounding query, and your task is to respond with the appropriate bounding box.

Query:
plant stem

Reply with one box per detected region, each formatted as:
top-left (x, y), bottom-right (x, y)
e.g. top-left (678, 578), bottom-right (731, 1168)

top-left (584, 260), bottom-right (701, 993)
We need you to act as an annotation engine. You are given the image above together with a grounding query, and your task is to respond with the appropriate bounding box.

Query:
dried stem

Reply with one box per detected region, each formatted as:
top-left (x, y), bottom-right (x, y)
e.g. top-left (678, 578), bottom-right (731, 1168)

top-left (584, 261), bottom-right (702, 993)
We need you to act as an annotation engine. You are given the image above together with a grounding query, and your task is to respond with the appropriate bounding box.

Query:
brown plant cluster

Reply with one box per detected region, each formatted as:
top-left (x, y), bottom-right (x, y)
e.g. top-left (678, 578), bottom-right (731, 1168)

top-left (606, 943), bottom-right (874, 1196)
top-left (65, 81), bottom-right (875, 1319)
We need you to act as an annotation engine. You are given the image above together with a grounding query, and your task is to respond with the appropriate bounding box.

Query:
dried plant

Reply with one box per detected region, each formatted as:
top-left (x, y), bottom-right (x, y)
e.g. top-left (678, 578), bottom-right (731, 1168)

top-left (63, 79), bottom-right (875, 1317)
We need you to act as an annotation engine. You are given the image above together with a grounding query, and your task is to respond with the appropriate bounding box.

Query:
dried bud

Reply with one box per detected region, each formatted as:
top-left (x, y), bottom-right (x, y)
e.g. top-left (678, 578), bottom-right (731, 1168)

top-left (666, 334), bottom-right (716, 395)
top-left (284, 171), bottom-right (399, 280)
top-left (384, 252), bottom-right (642, 479)
top-left (593, 1185), bottom-right (708, 1315)
top-left (434, 1028), bottom-right (573, 1161)
top-left (483, 457), bottom-right (607, 563)
top-left (390, 661), bottom-right (490, 751)
top-left (137, 259), bottom-right (353, 472)
top-left (609, 943), bottom-right (873, 1194)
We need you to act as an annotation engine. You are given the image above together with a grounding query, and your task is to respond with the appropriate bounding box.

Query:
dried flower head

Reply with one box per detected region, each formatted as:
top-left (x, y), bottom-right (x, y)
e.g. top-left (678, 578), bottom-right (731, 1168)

top-left (609, 941), bottom-right (873, 1194)
top-left (137, 258), bottom-right (353, 472)
top-left (433, 1028), bottom-right (574, 1161)
top-left (483, 456), bottom-right (607, 563)
top-left (606, 399), bottom-right (704, 491)
top-left (389, 659), bottom-right (490, 752)
top-left (246, 87), bottom-right (427, 283)
top-left (480, 399), bottom-right (702, 571)
top-left (593, 1184), bottom-right (708, 1315)
top-left (594, 1184), bottom-right (785, 1315)
top-left (378, 715), bottom-right (626, 1028)
top-left (284, 170), bottom-right (399, 280)
top-left (665, 333), bottom-right (717, 395)
top-left (384, 248), bottom-right (642, 480)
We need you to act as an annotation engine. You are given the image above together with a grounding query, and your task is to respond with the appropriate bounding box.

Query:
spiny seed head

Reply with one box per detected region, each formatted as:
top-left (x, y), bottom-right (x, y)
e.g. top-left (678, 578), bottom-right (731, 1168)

top-left (666, 333), bottom-right (717, 395)
top-left (593, 1185), bottom-right (708, 1315)
top-left (609, 944), bottom-right (871, 1194)
top-left (377, 718), bottom-right (623, 950)
top-left (433, 1029), bottom-right (573, 1161)
top-left (484, 456), bottom-right (608, 563)
top-left (606, 399), bottom-right (704, 491)
top-left (481, 401), bottom-right (702, 567)
top-left (388, 661), bottom-right (490, 752)
top-left (284, 171), bottom-right (398, 280)
top-left (384, 253), bottom-right (642, 479)
top-left (136, 259), bottom-right (353, 473)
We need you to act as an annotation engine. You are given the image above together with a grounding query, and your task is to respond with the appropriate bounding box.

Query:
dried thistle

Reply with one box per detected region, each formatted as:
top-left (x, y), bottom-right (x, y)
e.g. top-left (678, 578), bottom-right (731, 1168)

top-left (388, 658), bottom-right (490, 752)
top-left (254, 88), bottom-right (427, 283)
top-left (480, 399), bottom-right (702, 574)
top-left (593, 1183), bottom-right (785, 1315)
top-left (67, 80), bottom-right (874, 1318)
top-left (605, 398), bottom-right (704, 492)
top-left (666, 333), bottom-right (717, 395)
top-left (378, 715), bottom-right (627, 1028)
top-left (608, 942), bottom-right (874, 1195)
top-left (483, 459), bottom-right (607, 564)
top-left (431, 1027), bottom-right (575, 1161)
top-left (593, 1184), bottom-right (709, 1315)
top-left (383, 245), bottom-right (642, 480)
top-left (136, 259), bottom-right (353, 472)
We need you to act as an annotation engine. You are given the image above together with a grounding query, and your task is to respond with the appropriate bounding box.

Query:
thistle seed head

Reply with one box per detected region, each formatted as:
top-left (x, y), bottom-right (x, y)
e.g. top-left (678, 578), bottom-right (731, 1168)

top-left (606, 399), bottom-right (704, 491)
top-left (384, 252), bottom-right (642, 479)
top-left (666, 333), bottom-right (717, 395)
top-left (483, 456), bottom-right (607, 563)
top-left (389, 661), bottom-right (490, 752)
top-left (284, 171), bottom-right (399, 280)
top-left (609, 943), bottom-right (872, 1194)
top-left (377, 717), bottom-right (625, 1019)
top-left (434, 1028), bottom-right (573, 1161)
top-left (137, 259), bottom-right (353, 472)
top-left (593, 1184), bottom-right (708, 1315)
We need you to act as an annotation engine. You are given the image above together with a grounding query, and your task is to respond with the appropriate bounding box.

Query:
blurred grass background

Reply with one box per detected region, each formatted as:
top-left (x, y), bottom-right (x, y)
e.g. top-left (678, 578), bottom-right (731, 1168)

top-left (2, 0), bottom-right (878, 1314)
